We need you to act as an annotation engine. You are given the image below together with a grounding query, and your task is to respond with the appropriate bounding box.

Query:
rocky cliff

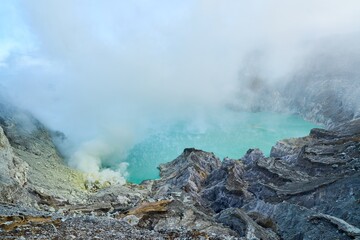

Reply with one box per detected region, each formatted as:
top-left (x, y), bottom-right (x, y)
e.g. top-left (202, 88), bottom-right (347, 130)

top-left (0, 103), bottom-right (86, 207)
top-left (0, 104), bottom-right (359, 239)
top-left (235, 46), bottom-right (360, 129)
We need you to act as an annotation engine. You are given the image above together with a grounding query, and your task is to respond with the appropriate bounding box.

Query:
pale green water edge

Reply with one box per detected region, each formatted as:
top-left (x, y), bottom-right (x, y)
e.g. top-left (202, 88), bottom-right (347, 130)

top-left (125, 111), bottom-right (319, 183)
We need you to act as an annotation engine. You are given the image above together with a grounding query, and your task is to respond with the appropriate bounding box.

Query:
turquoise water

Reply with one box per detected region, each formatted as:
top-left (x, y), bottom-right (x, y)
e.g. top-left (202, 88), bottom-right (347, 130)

top-left (125, 111), bottom-right (319, 183)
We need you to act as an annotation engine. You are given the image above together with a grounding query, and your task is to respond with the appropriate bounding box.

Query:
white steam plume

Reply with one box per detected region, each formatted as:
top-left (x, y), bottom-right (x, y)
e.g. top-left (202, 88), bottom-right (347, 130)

top-left (1, 0), bottom-right (360, 182)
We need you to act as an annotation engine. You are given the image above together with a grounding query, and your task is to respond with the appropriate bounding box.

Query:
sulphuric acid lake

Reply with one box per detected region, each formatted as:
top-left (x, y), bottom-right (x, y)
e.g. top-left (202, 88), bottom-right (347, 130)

top-left (124, 111), bottom-right (319, 184)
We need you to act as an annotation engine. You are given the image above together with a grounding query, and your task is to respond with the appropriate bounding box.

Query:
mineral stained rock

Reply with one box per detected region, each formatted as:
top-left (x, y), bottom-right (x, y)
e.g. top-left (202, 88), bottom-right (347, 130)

top-left (0, 104), bottom-right (359, 239)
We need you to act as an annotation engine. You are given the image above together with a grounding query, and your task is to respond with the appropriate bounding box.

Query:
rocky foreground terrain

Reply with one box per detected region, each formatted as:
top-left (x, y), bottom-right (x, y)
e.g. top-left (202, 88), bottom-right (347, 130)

top-left (0, 104), bottom-right (359, 239)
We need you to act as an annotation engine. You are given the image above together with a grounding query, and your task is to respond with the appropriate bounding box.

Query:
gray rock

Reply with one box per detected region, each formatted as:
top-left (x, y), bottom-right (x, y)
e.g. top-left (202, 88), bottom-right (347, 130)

top-left (1, 101), bottom-right (360, 239)
top-left (122, 214), bottom-right (140, 226)
top-left (157, 148), bottom-right (221, 194)
top-left (0, 103), bottom-right (87, 205)
top-left (216, 208), bottom-right (279, 240)
top-left (0, 125), bottom-right (30, 204)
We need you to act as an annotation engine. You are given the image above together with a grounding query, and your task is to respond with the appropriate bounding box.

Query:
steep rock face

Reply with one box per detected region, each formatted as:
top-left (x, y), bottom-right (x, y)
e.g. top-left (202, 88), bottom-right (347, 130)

top-left (156, 148), bottom-right (221, 197)
top-left (0, 103), bottom-right (86, 206)
top-left (146, 148), bottom-right (241, 238)
top-left (234, 46), bottom-right (360, 128)
top-left (0, 126), bottom-right (28, 186)
top-left (202, 158), bottom-right (253, 212)
top-left (284, 78), bottom-right (359, 128)
top-left (0, 125), bottom-right (29, 204)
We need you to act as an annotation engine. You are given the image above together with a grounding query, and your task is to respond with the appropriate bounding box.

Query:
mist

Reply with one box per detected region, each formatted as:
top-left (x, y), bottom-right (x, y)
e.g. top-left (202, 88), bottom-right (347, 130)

top-left (1, 0), bottom-right (360, 182)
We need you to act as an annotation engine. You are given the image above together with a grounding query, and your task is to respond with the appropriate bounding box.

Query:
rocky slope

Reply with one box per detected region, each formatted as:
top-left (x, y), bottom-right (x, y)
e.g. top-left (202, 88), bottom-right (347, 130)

top-left (0, 104), bottom-right (359, 239)
top-left (0, 103), bottom-right (86, 206)
top-left (235, 43), bottom-right (360, 129)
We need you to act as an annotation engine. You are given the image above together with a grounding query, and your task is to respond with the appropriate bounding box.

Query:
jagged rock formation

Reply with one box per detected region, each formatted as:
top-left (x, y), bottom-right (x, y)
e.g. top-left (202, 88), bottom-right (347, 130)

top-left (199, 119), bottom-right (360, 239)
top-left (0, 103), bottom-right (86, 207)
top-left (0, 103), bottom-right (359, 239)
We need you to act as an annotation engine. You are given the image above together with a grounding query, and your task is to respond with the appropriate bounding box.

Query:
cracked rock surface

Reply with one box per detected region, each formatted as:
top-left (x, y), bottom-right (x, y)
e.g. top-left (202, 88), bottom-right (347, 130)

top-left (0, 104), bottom-right (359, 239)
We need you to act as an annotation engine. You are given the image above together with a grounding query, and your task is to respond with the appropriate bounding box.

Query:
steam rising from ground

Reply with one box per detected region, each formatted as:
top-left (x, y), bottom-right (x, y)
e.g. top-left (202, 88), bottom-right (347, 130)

top-left (1, 1), bottom-right (360, 183)
top-left (68, 129), bottom-right (133, 185)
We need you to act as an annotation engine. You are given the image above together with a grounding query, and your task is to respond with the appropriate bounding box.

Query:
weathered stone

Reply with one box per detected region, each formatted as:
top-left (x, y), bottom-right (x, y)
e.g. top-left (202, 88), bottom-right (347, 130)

top-left (310, 213), bottom-right (360, 238)
top-left (157, 148), bottom-right (221, 194)
top-left (1, 101), bottom-right (360, 239)
top-left (0, 126), bottom-right (30, 204)
top-left (216, 208), bottom-right (280, 240)
top-left (121, 214), bottom-right (140, 226)
top-left (0, 104), bottom-right (87, 205)
top-left (256, 157), bottom-right (313, 182)
top-left (126, 199), bottom-right (172, 216)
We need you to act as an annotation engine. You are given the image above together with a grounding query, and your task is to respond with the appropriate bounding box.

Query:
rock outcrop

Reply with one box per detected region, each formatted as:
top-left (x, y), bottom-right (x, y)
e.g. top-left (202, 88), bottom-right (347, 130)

top-left (198, 118), bottom-right (360, 239)
top-left (0, 103), bottom-right (86, 207)
top-left (0, 125), bottom-right (29, 204)
top-left (0, 103), bottom-right (359, 239)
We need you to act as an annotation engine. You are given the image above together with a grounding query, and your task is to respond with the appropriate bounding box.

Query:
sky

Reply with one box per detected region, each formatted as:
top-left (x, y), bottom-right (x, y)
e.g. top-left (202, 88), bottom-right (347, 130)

top-left (1, 0), bottom-right (360, 181)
